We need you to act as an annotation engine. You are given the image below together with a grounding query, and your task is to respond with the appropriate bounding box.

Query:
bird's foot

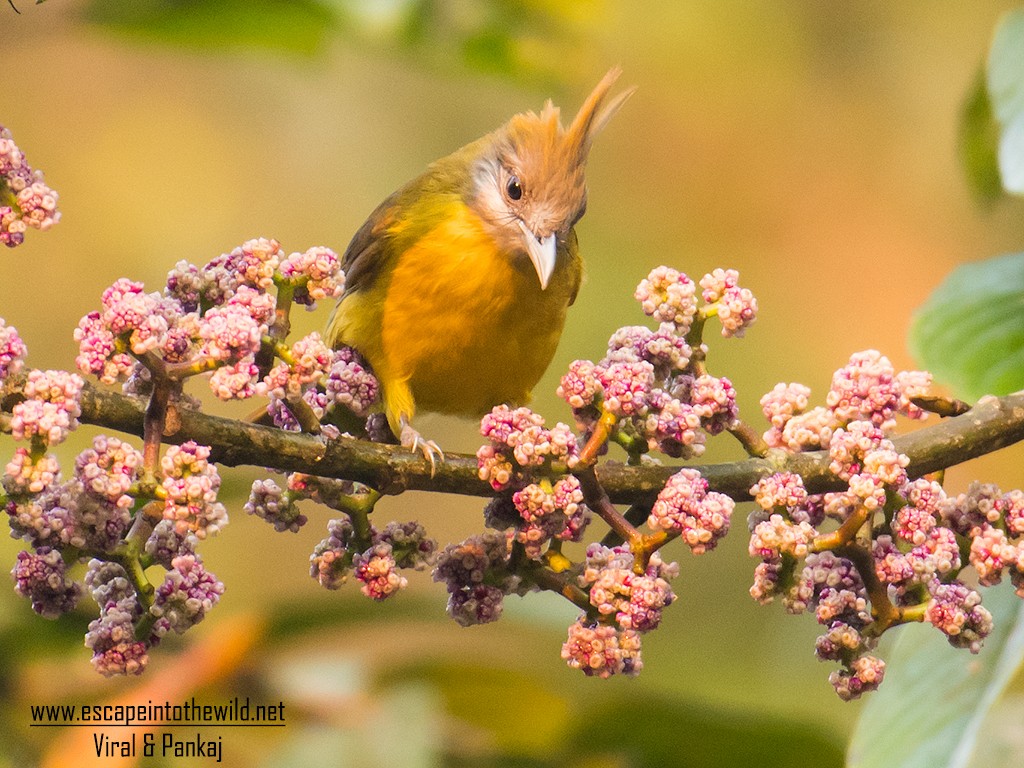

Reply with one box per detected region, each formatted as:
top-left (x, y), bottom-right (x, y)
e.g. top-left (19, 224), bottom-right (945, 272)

top-left (400, 422), bottom-right (444, 475)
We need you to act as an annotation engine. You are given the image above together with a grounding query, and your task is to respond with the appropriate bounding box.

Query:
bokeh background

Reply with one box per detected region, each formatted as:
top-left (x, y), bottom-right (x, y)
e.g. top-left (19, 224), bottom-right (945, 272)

top-left (3, 1), bottom-right (1024, 766)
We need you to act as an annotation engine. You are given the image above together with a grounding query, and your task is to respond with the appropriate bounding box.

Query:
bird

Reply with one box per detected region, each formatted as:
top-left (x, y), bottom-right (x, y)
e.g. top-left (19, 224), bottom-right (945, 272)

top-left (326, 68), bottom-right (634, 467)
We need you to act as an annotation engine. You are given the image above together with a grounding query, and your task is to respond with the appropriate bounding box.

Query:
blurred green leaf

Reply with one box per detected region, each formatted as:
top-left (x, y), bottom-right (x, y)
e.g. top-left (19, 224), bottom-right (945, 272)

top-left (966, 691), bottom-right (1024, 768)
top-left (987, 9), bottom-right (1024, 195)
top-left (380, 660), bottom-right (844, 768)
top-left (79, 0), bottom-right (587, 83)
top-left (959, 67), bottom-right (1003, 205)
top-left (377, 661), bottom-right (570, 754)
top-left (908, 251), bottom-right (1024, 400)
top-left (81, 0), bottom-right (338, 56)
top-left (568, 693), bottom-right (845, 768)
top-left (988, 10), bottom-right (1024, 129)
top-left (848, 582), bottom-right (1024, 768)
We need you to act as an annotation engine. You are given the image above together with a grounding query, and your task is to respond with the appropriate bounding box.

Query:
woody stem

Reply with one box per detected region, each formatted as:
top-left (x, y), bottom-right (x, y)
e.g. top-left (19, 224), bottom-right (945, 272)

top-left (578, 409), bottom-right (618, 466)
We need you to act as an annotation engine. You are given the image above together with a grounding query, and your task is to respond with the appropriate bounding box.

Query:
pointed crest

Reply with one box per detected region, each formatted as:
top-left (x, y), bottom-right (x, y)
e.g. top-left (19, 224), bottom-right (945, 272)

top-left (502, 68), bottom-right (634, 173)
top-left (565, 67), bottom-right (635, 164)
top-left (474, 69), bottom-right (633, 240)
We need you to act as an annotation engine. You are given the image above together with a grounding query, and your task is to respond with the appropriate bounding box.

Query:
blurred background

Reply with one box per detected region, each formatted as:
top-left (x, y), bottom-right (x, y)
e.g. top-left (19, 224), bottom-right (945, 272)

top-left (2, 1), bottom-right (1024, 765)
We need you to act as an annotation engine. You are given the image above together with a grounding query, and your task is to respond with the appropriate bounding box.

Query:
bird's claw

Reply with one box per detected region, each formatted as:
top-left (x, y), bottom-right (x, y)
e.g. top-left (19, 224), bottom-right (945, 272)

top-left (400, 423), bottom-right (444, 475)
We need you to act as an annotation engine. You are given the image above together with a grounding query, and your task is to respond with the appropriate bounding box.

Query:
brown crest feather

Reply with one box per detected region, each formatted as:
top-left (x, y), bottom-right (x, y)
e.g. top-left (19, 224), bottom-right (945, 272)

top-left (565, 66), bottom-right (636, 165)
top-left (489, 69), bottom-right (633, 234)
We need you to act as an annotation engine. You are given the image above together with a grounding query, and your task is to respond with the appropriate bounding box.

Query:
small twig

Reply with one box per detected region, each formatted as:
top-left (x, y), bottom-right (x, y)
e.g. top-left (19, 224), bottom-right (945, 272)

top-left (728, 419), bottom-right (770, 458)
top-left (578, 408), bottom-right (617, 466)
top-left (141, 376), bottom-right (172, 482)
top-left (104, 544), bottom-right (158, 640)
top-left (285, 394), bottom-right (323, 434)
top-left (600, 502), bottom-right (654, 547)
top-left (575, 464), bottom-right (642, 550)
top-left (810, 506), bottom-right (871, 553)
top-left (334, 487), bottom-right (381, 549)
top-left (912, 395), bottom-right (971, 418)
top-left (575, 464), bottom-right (668, 569)
top-left (684, 311), bottom-right (708, 369)
top-left (525, 561), bottom-right (591, 613)
top-left (257, 279), bottom-right (295, 377)
top-left (834, 542), bottom-right (902, 635)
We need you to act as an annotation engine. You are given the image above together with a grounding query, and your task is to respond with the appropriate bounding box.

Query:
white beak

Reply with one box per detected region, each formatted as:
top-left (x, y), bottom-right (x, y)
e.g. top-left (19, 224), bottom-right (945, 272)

top-left (518, 220), bottom-right (557, 290)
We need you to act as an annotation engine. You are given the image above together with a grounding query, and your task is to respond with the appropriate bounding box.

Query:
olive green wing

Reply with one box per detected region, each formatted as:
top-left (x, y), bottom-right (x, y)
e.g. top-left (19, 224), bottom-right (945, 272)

top-left (339, 189), bottom-right (403, 296)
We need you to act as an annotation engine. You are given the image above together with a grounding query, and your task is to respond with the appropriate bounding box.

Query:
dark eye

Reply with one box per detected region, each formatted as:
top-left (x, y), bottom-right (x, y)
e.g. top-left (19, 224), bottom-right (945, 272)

top-left (506, 175), bottom-right (523, 201)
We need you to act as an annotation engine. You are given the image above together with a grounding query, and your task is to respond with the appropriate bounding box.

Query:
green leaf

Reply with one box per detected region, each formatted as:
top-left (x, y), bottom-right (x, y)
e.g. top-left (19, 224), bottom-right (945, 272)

top-left (966, 692), bottom-right (1024, 768)
top-left (569, 693), bottom-right (845, 768)
top-left (988, 10), bottom-right (1024, 127)
top-left (908, 251), bottom-right (1024, 400)
top-left (959, 66), bottom-right (1004, 205)
top-left (77, 0), bottom-right (579, 82)
top-left (379, 660), bottom-right (845, 768)
top-left (375, 661), bottom-right (571, 755)
top-left (987, 9), bottom-right (1024, 195)
top-left (81, 0), bottom-right (338, 57)
top-left (848, 582), bottom-right (1024, 768)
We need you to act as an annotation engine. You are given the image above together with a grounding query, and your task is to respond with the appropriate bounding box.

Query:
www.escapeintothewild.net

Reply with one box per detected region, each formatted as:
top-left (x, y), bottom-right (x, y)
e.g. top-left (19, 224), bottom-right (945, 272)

top-left (30, 695), bottom-right (286, 725)
top-left (30, 696), bottom-right (286, 762)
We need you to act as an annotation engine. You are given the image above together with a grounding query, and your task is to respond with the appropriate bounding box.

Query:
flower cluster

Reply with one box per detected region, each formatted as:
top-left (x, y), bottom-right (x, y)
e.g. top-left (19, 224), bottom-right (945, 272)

top-left (0, 317), bottom-right (26, 381)
top-left (311, 516), bottom-right (436, 600)
top-left (744, 353), bottom-right (1024, 698)
top-left (258, 338), bottom-right (381, 435)
top-left (6, 464), bottom-right (129, 555)
top-left (262, 343), bottom-right (380, 432)
top-left (0, 324), bottom-right (226, 676)
top-left (2, 367), bottom-right (83, 498)
top-left (149, 554), bottom-right (225, 637)
top-left (278, 246), bottom-right (344, 308)
top-left (159, 442), bottom-right (228, 539)
top-left (75, 435), bottom-right (142, 508)
top-left (561, 619), bottom-right (643, 678)
top-left (4, 429), bottom-right (227, 674)
top-left (9, 368), bottom-right (83, 446)
top-left (324, 346), bottom-right (379, 419)
top-left (0, 125), bottom-right (60, 248)
top-left (747, 462), bottom-right (893, 699)
top-left (761, 351), bottom-right (930, 451)
top-left (74, 239), bottom-right (350, 408)
top-left (12, 547), bottom-right (82, 619)
top-left (699, 268), bottom-right (758, 338)
top-left (634, 266), bottom-right (698, 328)
top-left (80, 528), bottom-right (223, 678)
top-left (559, 544), bottom-right (680, 678)
top-left (310, 517), bottom-right (357, 590)
top-left (244, 478), bottom-right (309, 533)
top-left (84, 560), bottom-right (149, 677)
top-left (475, 405), bottom-right (589, 559)
top-left (433, 532), bottom-right (519, 626)
top-left (648, 468), bottom-right (735, 554)
top-left (558, 266), bottom-right (754, 460)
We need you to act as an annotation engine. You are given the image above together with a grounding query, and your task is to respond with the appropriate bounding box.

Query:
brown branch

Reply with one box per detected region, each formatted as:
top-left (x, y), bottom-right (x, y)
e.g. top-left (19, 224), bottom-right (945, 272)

top-left (12, 383), bottom-right (1020, 503)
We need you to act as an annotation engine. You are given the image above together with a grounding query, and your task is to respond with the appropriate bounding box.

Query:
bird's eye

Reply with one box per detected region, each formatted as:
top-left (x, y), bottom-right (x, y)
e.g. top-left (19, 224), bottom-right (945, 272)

top-left (506, 175), bottom-right (523, 201)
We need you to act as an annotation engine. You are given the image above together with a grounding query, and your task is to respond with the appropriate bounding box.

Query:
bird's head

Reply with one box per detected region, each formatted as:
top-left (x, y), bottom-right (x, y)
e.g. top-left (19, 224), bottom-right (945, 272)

top-left (470, 68), bottom-right (634, 289)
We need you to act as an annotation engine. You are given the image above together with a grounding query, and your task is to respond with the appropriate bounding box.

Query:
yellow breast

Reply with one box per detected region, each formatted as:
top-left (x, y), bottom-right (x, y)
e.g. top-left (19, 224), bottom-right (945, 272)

top-left (332, 200), bottom-right (575, 428)
top-left (382, 202), bottom-right (571, 416)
